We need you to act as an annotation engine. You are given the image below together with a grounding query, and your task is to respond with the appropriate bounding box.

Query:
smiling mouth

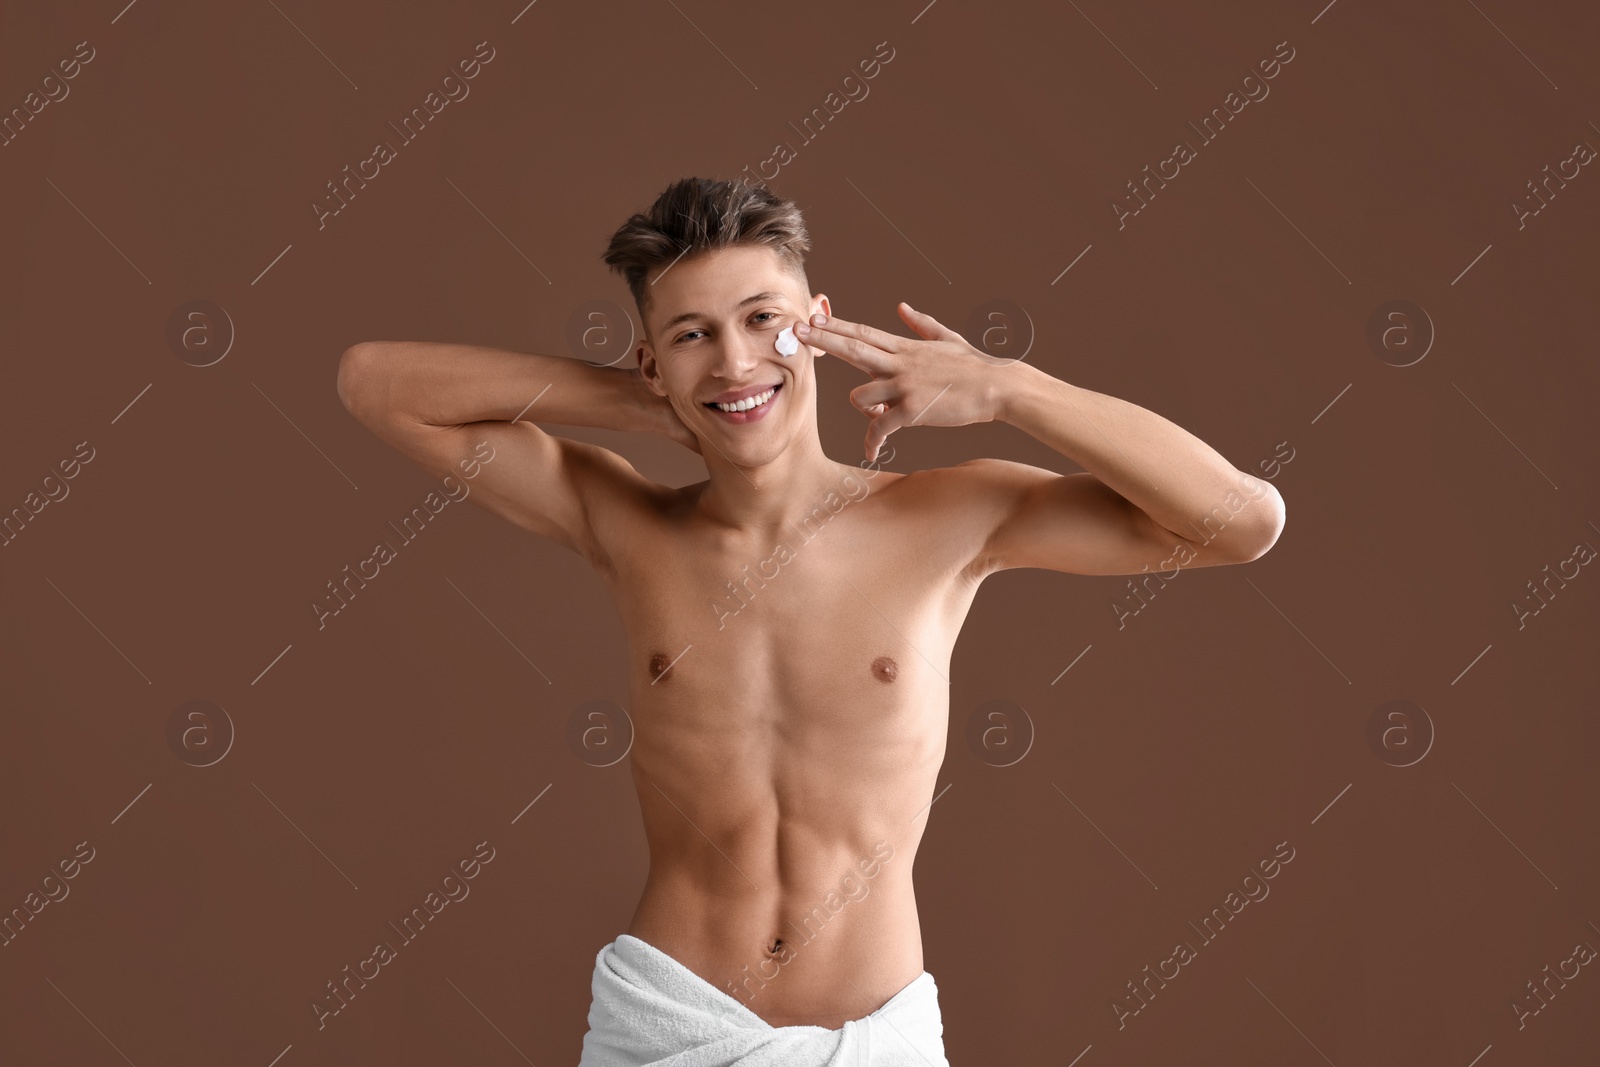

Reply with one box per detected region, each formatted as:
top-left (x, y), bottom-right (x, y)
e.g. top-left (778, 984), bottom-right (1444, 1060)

top-left (705, 383), bottom-right (781, 414)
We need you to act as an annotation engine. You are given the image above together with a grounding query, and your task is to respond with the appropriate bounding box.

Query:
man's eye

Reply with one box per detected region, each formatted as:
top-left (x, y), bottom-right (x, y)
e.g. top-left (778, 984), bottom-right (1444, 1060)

top-left (751, 312), bottom-right (778, 325)
top-left (676, 330), bottom-right (703, 344)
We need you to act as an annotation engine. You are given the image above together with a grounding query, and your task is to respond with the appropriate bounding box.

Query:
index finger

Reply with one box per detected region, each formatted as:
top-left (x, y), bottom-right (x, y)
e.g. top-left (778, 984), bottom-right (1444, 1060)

top-left (797, 314), bottom-right (899, 376)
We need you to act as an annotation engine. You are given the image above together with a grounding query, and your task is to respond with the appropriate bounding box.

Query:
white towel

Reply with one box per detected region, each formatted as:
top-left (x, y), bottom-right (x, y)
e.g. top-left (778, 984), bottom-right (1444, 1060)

top-left (578, 934), bottom-right (951, 1066)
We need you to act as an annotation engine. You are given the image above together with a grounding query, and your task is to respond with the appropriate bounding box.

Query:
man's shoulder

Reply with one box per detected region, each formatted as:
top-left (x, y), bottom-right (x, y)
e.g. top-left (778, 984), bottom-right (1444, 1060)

top-left (890, 457), bottom-right (1050, 498)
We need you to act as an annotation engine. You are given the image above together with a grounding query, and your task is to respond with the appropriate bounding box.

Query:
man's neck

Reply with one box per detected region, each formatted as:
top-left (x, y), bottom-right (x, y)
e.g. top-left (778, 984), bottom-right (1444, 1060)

top-left (692, 431), bottom-right (850, 539)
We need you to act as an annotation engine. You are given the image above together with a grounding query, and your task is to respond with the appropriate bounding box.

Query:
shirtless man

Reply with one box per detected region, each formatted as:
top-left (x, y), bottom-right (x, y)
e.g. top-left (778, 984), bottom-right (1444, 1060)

top-left (335, 177), bottom-right (1285, 1064)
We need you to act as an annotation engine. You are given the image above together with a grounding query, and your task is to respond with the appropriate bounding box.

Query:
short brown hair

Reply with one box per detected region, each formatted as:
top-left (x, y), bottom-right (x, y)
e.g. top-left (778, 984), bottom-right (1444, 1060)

top-left (601, 177), bottom-right (811, 325)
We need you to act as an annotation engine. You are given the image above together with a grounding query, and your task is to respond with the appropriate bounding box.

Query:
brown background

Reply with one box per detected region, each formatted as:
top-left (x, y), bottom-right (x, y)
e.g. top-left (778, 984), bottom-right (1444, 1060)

top-left (2, 1), bottom-right (1597, 1064)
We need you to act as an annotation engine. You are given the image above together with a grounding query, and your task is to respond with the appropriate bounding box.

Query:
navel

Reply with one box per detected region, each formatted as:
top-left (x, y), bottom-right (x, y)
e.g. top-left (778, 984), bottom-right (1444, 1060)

top-left (871, 655), bottom-right (899, 683)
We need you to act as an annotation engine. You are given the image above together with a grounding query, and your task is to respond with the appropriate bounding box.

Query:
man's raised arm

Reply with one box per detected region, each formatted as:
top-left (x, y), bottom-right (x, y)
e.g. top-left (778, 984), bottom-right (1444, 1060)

top-left (336, 341), bottom-right (694, 562)
top-left (794, 304), bottom-right (1285, 578)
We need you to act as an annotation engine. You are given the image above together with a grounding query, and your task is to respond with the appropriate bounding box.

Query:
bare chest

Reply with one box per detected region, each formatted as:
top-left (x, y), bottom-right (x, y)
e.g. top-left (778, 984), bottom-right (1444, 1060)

top-left (601, 500), bottom-right (978, 727)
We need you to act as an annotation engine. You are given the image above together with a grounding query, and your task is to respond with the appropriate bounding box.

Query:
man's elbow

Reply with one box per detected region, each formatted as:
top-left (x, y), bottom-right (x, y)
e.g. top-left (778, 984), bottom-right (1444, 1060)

top-left (1234, 485), bottom-right (1286, 562)
top-left (336, 342), bottom-right (384, 419)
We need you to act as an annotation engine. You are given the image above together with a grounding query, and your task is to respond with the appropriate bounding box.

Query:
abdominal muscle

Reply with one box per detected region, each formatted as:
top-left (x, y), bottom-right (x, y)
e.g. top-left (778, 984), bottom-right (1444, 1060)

top-left (622, 704), bottom-right (944, 1030)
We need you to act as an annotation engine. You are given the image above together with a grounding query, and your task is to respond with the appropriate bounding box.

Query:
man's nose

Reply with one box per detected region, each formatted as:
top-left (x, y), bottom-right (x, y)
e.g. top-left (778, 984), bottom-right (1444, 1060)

top-left (714, 333), bottom-right (765, 374)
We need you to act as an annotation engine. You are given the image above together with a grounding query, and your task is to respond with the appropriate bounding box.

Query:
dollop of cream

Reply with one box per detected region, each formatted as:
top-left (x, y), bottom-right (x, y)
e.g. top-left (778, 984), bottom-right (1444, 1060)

top-left (774, 325), bottom-right (800, 357)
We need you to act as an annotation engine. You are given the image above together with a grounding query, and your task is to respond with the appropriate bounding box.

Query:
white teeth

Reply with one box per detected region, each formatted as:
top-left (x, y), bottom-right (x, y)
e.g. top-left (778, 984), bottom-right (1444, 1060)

top-left (713, 386), bottom-right (776, 413)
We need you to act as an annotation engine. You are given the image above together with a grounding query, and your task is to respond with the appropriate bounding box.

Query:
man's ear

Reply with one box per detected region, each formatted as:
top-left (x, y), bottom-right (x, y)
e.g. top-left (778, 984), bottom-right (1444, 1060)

top-left (806, 294), bottom-right (832, 356)
top-left (636, 342), bottom-right (666, 396)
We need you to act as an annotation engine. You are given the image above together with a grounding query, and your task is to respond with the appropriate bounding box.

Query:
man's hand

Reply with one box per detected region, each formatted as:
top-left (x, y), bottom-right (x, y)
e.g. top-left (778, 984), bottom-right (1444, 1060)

top-left (624, 366), bottom-right (702, 455)
top-left (796, 303), bottom-right (1005, 462)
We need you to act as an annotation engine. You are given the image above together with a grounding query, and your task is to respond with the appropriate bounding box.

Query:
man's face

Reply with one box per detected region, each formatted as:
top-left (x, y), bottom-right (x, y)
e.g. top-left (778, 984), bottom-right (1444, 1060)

top-left (637, 244), bottom-right (829, 465)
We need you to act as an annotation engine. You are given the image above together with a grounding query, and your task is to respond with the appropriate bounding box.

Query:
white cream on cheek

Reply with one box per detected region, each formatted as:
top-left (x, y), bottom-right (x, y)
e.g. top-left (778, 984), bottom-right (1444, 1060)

top-left (774, 325), bottom-right (799, 357)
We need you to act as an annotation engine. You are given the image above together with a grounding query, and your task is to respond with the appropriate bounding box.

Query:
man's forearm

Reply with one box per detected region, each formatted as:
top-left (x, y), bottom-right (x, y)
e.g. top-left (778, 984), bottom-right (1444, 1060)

top-left (993, 361), bottom-right (1284, 553)
top-left (339, 341), bottom-right (665, 436)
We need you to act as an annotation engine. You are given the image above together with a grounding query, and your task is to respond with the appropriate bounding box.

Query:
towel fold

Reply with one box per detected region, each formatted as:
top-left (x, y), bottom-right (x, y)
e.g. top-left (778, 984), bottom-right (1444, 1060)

top-left (578, 933), bottom-right (950, 1066)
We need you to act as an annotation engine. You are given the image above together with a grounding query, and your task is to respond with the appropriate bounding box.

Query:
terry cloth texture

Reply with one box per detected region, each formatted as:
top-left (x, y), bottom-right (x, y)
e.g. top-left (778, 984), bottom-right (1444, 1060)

top-left (578, 933), bottom-right (950, 1066)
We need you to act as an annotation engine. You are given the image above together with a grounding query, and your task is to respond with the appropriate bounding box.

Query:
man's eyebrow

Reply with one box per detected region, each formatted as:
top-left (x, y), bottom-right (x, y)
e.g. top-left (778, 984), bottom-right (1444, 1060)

top-left (660, 291), bottom-right (785, 333)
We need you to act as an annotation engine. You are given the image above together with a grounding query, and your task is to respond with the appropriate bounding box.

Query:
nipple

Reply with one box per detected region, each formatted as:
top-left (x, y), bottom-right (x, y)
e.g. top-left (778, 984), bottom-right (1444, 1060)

top-left (775, 325), bottom-right (800, 357)
top-left (871, 655), bottom-right (899, 683)
top-left (649, 651), bottom-right (673, 682)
